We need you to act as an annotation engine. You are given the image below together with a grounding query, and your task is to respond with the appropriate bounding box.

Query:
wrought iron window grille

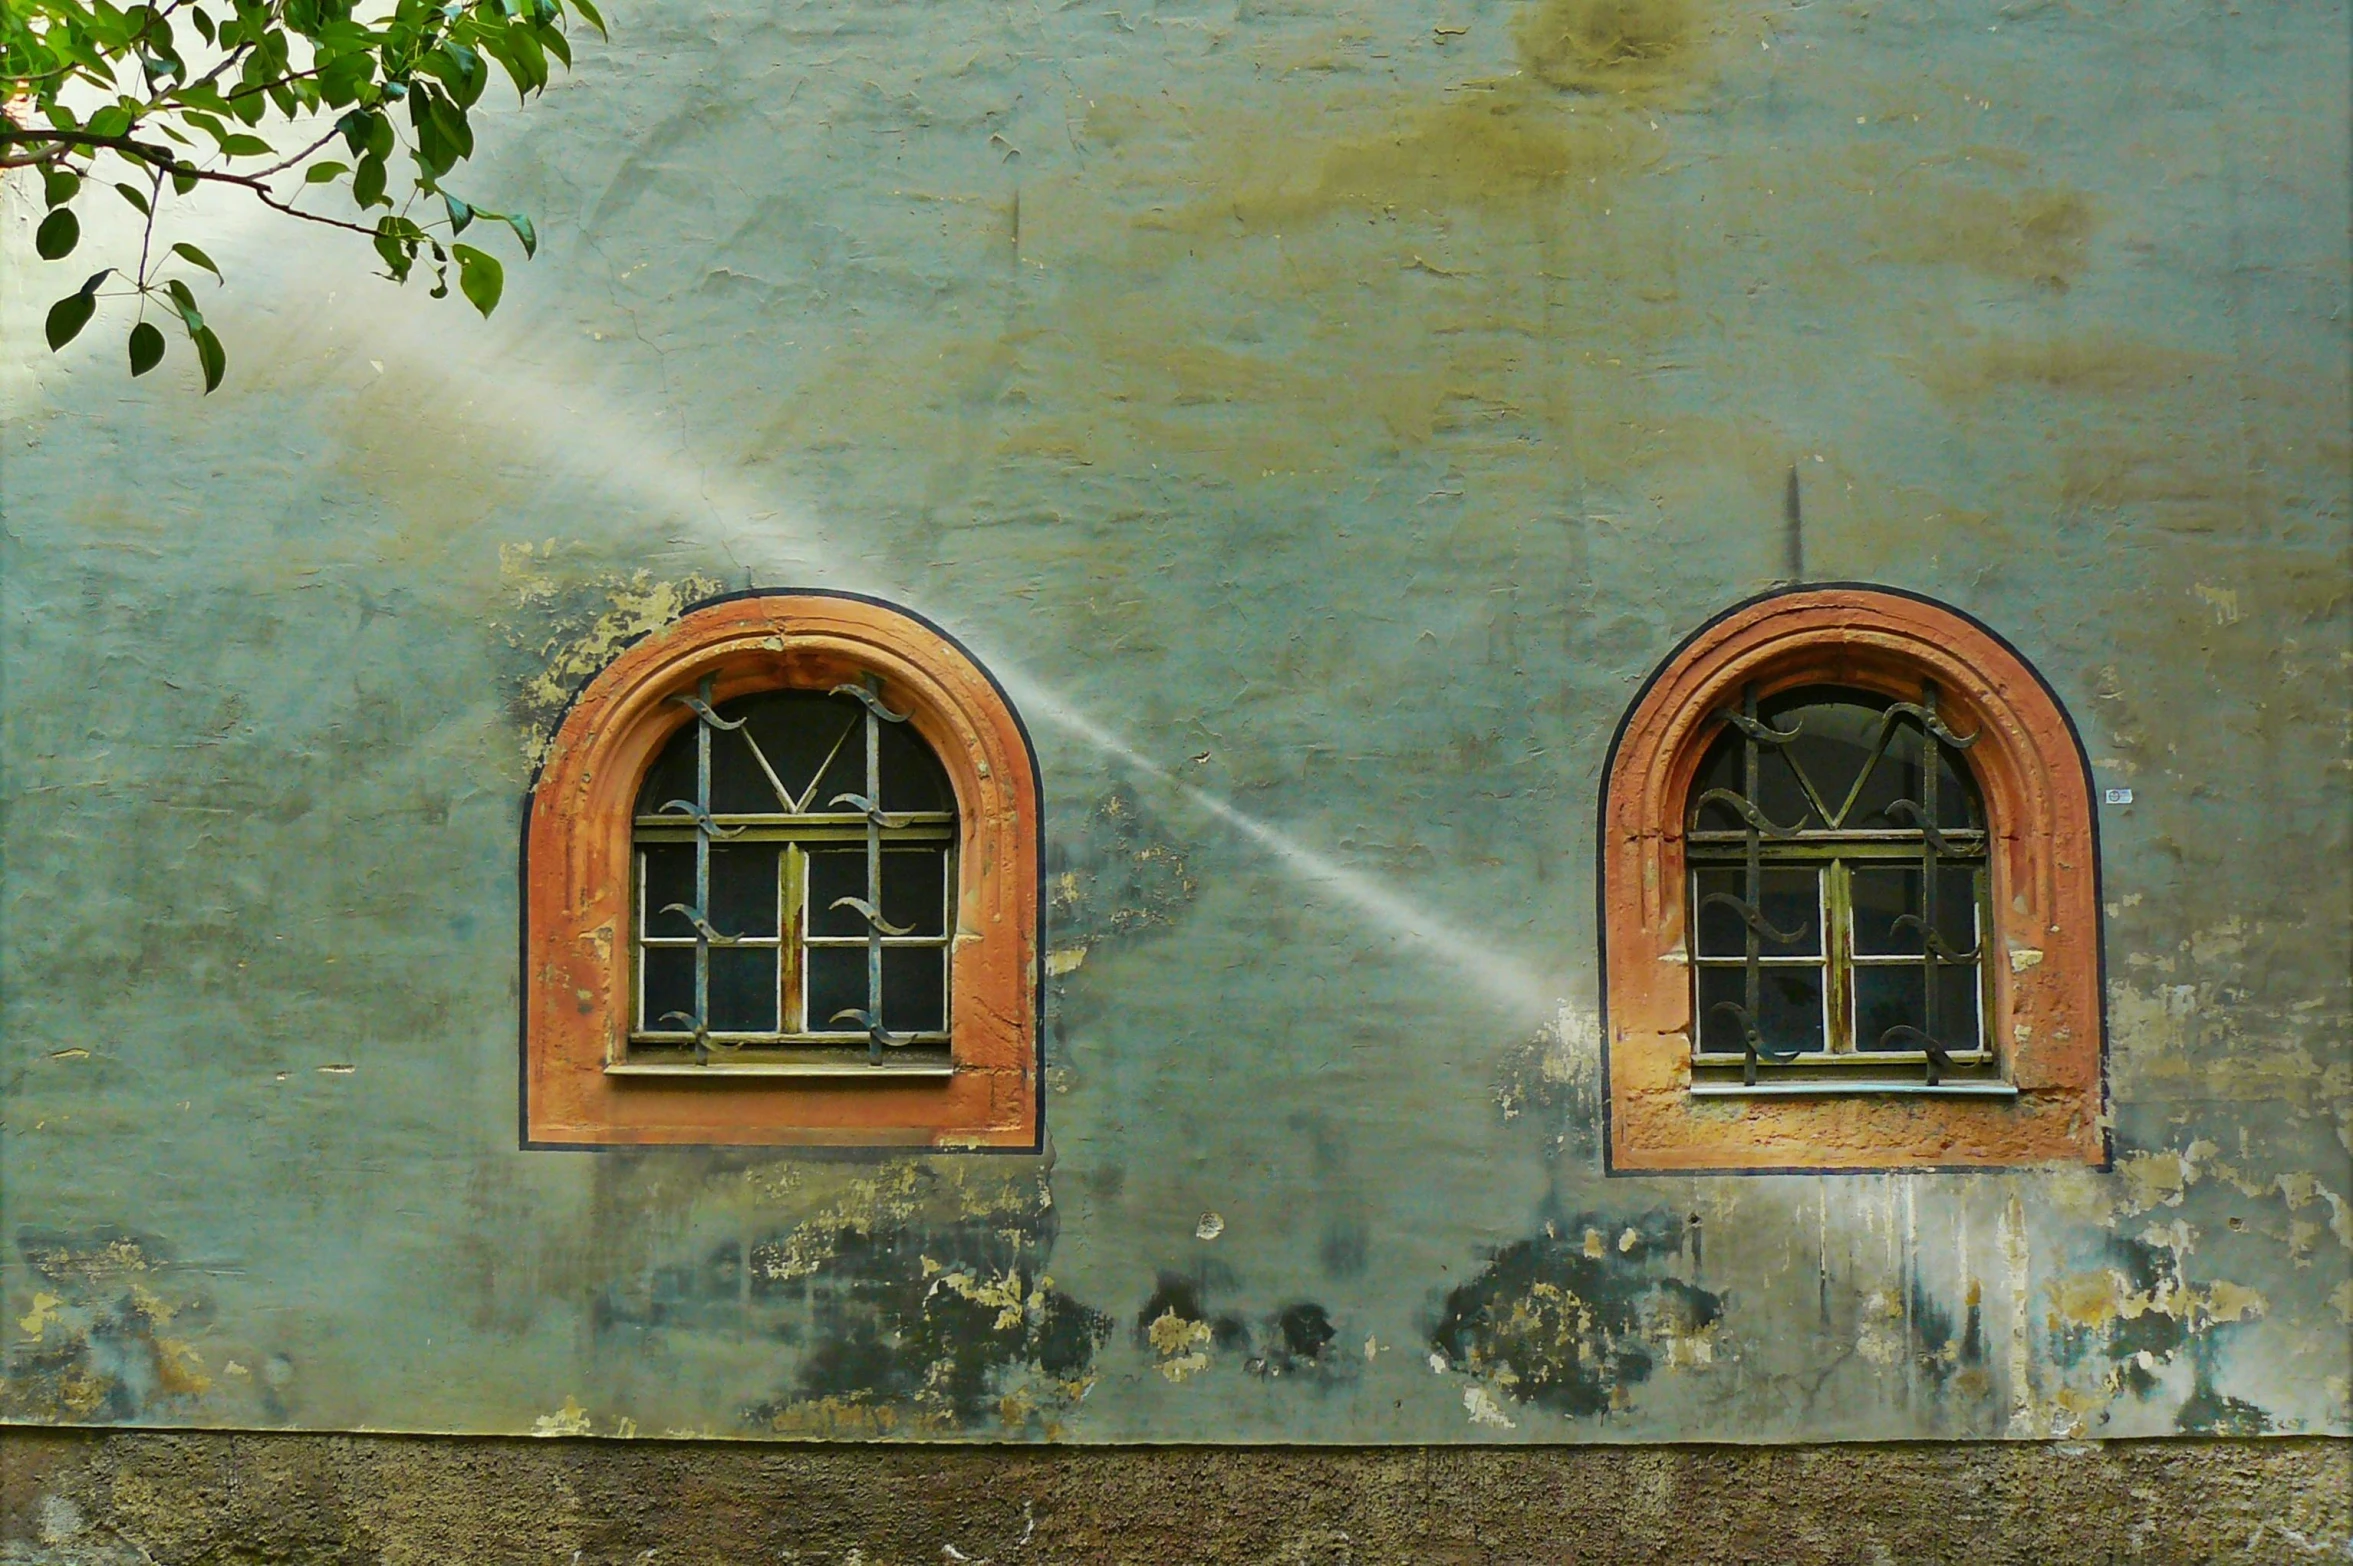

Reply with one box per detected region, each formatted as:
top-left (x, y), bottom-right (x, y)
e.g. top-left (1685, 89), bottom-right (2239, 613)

top-left (625, 673), bottom-right (957, 1073)
top-left (1684, 680), bottom-right (2004, 1095)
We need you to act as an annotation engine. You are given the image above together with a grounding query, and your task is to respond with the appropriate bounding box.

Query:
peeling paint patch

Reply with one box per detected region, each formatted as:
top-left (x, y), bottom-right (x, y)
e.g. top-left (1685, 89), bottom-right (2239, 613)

top-left (531, 1396), bottom-right (593, 1437)
top-left (495, 542), bottom-right (724, 764)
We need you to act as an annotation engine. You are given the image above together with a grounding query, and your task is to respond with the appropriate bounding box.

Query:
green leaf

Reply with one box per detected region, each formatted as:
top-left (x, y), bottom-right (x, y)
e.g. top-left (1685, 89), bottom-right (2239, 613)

top-left (191, 324), bottom-right (227, 393)
top-left (170, 242), bottom-right (222, 280)
top-left (170, 164), bottom-right (199, 195)
top-left (451, 243), bottom-right (503, 316)
top-left (42, 167), bottom-right (81, 208)
top-left (502, 210), bottom-right (537, 257)
top-left (128, 321), bottom-right (166, 375)
top-left (306, 160), bottom-right (350, 183)
top-left (163, 279), bottom-right (205, 330)
top-left (571, 0), bottom-right (606, 37)
top-left (190, 7), bottom-right (214, 42)
top-left (113, 181), bottom-right (151, 216)
top-left (218, 132), bottom-right (273, 157)
top-left (46, 291), bottom-right (99, 351)
top-left (353, 150), bottom-right (387, 208)
top-left (443, 191), bottom-right (473, 233)
top-left (36, 209), bottom-right (80, 261)
top-left (86, 104), bottom-right (133, 138)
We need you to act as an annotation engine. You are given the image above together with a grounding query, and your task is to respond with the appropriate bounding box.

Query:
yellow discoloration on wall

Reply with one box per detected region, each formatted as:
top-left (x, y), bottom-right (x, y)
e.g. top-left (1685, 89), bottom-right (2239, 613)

top-left (1514, 0), bottom-right (1695, 96)
top-left (1147, 1310), bottom-right (1214, 1382)
top-left (2046, 1266), bottom-right (2267, 1334)
top-left (17, 1293), bottom-right (62, 1339)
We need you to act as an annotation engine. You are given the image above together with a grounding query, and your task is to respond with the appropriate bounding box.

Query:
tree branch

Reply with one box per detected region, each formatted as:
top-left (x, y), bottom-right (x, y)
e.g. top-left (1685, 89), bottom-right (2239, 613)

top-left (0, 128), bottom-right (391, 240)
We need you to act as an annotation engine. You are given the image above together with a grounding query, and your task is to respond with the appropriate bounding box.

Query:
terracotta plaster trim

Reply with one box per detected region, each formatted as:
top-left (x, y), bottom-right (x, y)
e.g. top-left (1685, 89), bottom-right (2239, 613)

top-left (522, 592), bottom-right (1041, 1149)
top-left (1600, 587), bottom-right (2106, 1173)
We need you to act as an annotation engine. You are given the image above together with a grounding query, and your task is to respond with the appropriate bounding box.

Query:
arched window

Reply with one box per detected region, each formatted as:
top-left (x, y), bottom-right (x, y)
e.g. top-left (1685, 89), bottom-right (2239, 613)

top-left (523, 593), bottom-right (1040, 1149)
top-left (1601, 588), bottom-right (2106, 1173)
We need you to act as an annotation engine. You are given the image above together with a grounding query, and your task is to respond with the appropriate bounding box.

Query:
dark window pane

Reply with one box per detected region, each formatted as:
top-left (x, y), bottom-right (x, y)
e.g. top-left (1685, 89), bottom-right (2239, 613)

top-left (881, 849), bottom-right (949, 938)
top-left (883, 947), bottom-right (947, 1034)
top-left (708, 946), bottom-right (778, 1033)
top-left (1850, 866), bottom-right (1923, 956)
top-left (806, 850), bottom-right (869, 936)
top-left (734, 692), bottom-right (864, 814)
top-left (636, 718), bottom-right (701, 817)
top-left (1933, 962), bottom-right (1983, 1045)
top-left (706, 845), bottom-right (780, 939)
top-left (806, 946), bottom-right (868, 1032)
top-left (1855, 966), bottom-right (1927, 1049)
top-left (1935, 864), bottom-right (1981, 953)
top-left (1935, 746), bottom-right (1983, 830)
top-left (634, 691), bottom-right (869, 816)
top-left (640, 946), bottom-right (696, 1031)
top-left (642, 845), bottom-right (698, 939)
top-left (1696, 964), bottom-right (1824, 1055)
top-left (1693, 868), bottom-right (1819, 957)
top-left (1750, 743), bottom-right (1816, 837)
top-left (1688, 734), bottom-right (1744, 831)
top-left (1763, 689), bottom-right (1891, 829)
top-left (878, 719), bottom-right (953, 814)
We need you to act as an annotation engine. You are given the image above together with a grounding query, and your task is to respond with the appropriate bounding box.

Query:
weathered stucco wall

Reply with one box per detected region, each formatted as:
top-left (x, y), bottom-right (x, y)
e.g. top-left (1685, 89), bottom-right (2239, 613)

top-left (2, 0), bottom-right (2347, 1451)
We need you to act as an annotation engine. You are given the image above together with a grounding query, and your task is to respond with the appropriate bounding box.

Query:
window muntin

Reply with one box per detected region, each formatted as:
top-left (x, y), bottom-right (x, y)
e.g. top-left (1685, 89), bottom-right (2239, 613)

top-left (1684, 682), bottom-right (1997, 1091)
top-left (625, 679), bottom-right (957, 1071)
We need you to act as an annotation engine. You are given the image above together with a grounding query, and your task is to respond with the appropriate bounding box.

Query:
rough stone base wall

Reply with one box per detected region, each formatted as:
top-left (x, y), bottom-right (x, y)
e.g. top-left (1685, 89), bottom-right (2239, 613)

top-left (3, 1432), bottom-right (2346, 1564)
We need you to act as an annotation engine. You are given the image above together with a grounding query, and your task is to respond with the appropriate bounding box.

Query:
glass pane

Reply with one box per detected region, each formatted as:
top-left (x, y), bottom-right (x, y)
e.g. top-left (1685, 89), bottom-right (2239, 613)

top-left (634, 691), bottom-right (870, 816)
top-left (881, 849), bottom-right (949, 938)
top-left (805, 946), bottom-right (868, 1031)
top-left (882, 947), bottom-right (947, 1033)
top-left (635, 723), bottom-right (701, 817)
top-left (708, 946), bottom-right (778, 1033)
top-left (1693, 868), bottom-right (1819, 957)
top-left (737, 692), bottom-right (865, 814)
top-left (1850, 866), bottom-right (1923, 956)
top-left (1688, 735), bottom-right (1744, 831)
top-left (1936, 864), bottom-right (1981, 953)
top-left (1855, 965), bottom-right (1927, 1049)
top-left (878, 720), bottom-right (953, 814)
top-left (706, 845), bottom-right (780, 940)
top-left (806, 850), bottom-right (870, 936)
top-left (640, 946), bottom-right (696, 1031)
top-left (1933, 962), bottom-right (1983, 1045)
top-left (641, 845), bottom-right (698, 939)
top-left (1935, 746), bottom-right (1982, 830)
top-left (1696, 964), bottom-right (1825, 1055)
top-left (1763, 688), bottom-right (1894, 829)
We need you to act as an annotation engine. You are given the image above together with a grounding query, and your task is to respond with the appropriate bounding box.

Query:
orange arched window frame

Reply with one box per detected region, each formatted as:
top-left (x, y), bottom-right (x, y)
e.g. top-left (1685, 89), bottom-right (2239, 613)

top-left (521, 592), bottom-right (1042, 1149)
top-left (1599, 587), bottom-right (2108, 1173)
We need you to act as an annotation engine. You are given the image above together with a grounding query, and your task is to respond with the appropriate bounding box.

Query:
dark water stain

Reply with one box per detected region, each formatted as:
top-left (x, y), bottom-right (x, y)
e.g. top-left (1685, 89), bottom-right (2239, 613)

top-left (2176, 1339), bottom-right (2272, 1436)
top-left (1429, 1211), bottom-right (1720, 1419)
top-left (1246, 1303), bottom-right (1345, 1382)
top-left (1047, 783), bottom-right (1201, 954)
top-left (1129, 1271), bottom-right (1353, 1387)
top-left (584, 1162), bottom-right (1112, 1436)
top-left (2046, 1233), bottom-right (2271, 1434)
top-left (744, 1207), bottom-right (1114, 1434)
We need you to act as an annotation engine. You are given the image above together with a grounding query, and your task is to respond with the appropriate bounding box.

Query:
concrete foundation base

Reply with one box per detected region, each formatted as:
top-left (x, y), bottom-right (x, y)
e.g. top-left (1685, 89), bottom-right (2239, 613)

top-left (3, 1431), bottom-right (2346, 1564)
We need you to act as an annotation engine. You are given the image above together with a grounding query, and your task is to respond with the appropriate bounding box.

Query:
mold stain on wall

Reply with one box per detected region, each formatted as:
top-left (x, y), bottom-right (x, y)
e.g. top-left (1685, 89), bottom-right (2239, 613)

top-left (1430, 1211), bottom-right (1721, 1421)
top-left (582, 1160), bottom-right (1110, 1437)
